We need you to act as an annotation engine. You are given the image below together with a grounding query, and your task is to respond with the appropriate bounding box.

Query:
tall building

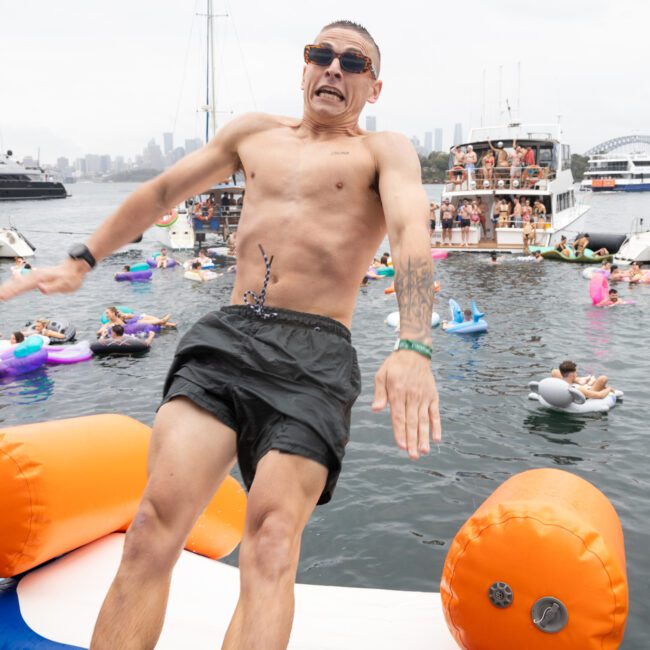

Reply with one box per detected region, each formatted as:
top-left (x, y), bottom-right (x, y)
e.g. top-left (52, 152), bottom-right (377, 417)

top-left (453, 123), bottom-right (463, 146)
top-left (424, 132), bottom-right (433, 154)
top-left (85, 154), bottom-right (102, 175)
top-left (435, 128), bottom-right (443, 152)
top-left (143, 139), bottom-right (165, 170)
top-left (365, 116), bottom-right (376, 132)
top-left (163, 132), bottom-right (174, 155)
top-left (99, 155), bottom-right (112, 174)
top-left (184, 138), bottom-right (203, 155)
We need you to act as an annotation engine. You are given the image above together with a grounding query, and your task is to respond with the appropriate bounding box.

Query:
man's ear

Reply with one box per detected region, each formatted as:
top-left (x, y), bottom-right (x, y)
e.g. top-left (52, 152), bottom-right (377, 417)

top-left (366, 79), bottom-right (383, 105)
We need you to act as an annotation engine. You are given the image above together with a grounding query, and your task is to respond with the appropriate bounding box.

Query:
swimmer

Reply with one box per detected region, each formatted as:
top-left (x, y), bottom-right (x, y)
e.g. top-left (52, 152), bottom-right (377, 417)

top-left (441, 308), bottom-right (472, 330)
top-left (27, 319), bottom-right (66, 340)
top-left (0, 21), bottom-right (440, 649)
top-left (532, 251), bottom-right (543, 262)
top-left (488, 252), bottom-right (501, 265)
top-left (595, 288), bottom-right (622, 308)
top-left (97, 307), bottom-right (175, 337)
top-left (609, 264), bottom-right (628, 282)
top-left (195, 248), bottom-right (213, 267)
top-left (110, 324), bottom-right (155, 346)
top-left (156, 248), bottom-right (171, 268)
top-left (10, 257), bottom-right (25, 277)
top-left (10, 331), bottom-right (25, 344)
top-left (552, 360), bottom-right (617, 399)
top-left (628, 262), bottom-right (648, 284)
top-left (189, 260), bottom-right (222, 283)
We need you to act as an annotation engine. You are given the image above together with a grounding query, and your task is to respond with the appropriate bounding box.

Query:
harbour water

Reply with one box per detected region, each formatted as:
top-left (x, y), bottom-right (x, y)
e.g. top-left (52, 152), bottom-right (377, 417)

top-left (1, 184), bottom-right (648, 647)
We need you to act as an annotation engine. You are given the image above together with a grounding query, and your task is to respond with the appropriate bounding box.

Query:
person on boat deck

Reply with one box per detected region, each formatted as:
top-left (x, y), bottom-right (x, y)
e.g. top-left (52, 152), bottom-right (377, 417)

top-left (110, 324), bottom-right (155, 347)
top-left (595, 288), bottom-right (622, 308)
top-left (480, 150), bottom-right (495, 186)
top-left (552, 360), bottom-right (617, 399)
top-left (157, 247), bottom-right (171, 268)
top-left (488, 139), bottom-right (509, 169)
top-left (464, 145), bottom-right (477, 183)
top-left (441, 308), bottom-right (472, 330)
top-left (533, 199), bottom-right (546, 227)
top-left (512, 197), bottom-right (523, 228)
top-left (10, 331), bottom-right (25, 344)
top-left (522, 220), bottom-right (535, 254)
top-left (440, 198), bottom-right (455, 245)
top-left (29, 318), bottom-right (66, 340)
top-left (555, 235), bottom-right (572, 257)
top-left (428, 201), bottom-right (438, 236)
top-left (496, 198), bottom-right (510, 228)
top-left (450, 145), bottom-right (466, 167)
top-left (523, 146), bottom-right (535, 166)
top-left (0, 20), bottom-right (441, 650)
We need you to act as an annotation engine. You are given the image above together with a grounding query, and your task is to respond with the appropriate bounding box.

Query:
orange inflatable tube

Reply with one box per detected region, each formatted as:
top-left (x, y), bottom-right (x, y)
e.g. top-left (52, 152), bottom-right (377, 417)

top-left (0, 415), bottom-right (246, 578)
top-left (440, 468), bottom-right (628, 649)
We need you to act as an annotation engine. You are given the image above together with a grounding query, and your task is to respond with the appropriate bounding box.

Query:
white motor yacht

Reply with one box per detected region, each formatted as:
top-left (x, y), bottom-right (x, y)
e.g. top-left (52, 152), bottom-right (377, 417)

top-left (435, 123), bottom-right (589, 252)
top-left (0, 225), bottom-right (36, 258)
top-left (581, 152), bottom-right (650, 192)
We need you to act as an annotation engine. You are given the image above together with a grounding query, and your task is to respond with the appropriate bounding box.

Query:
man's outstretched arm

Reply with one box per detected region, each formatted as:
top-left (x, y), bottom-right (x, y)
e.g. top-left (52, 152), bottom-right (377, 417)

top-left (0, 114), bottom-right (261, 301)
top-left (371, 132), bottom-right (441, 459)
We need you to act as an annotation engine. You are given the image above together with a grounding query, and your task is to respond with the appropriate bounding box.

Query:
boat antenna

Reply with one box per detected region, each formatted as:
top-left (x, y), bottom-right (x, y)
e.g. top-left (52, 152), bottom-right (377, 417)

top-left (516, 61), bottom-right (521, 120)
top-left (506, 99), bottom-right (513, 123)
top-left (498, 65), bottom-right (503, 120)
top-left (481, 68), bottom-right (486, 127)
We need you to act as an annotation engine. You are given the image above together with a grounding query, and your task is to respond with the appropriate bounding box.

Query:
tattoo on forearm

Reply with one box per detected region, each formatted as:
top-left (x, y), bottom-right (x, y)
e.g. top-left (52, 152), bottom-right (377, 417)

top-left (394, 257), bottom-right (434, 342)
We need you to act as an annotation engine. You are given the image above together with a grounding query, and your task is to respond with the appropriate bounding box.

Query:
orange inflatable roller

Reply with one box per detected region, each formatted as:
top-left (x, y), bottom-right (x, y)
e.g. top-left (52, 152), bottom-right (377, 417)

top-left (0, 415), bottom-right (246, 578)
top-left (440, 468), bottom-right (628, 649)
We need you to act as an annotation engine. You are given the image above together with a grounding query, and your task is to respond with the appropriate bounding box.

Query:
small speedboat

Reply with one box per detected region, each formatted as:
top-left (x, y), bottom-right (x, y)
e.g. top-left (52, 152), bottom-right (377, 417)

top-left (0, 226), bottom-right (35, 258)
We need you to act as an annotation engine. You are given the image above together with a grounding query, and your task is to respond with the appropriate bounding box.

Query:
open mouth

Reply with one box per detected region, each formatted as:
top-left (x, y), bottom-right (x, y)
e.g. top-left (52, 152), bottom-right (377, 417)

top-left (315, 86), bottom-right (345, 102)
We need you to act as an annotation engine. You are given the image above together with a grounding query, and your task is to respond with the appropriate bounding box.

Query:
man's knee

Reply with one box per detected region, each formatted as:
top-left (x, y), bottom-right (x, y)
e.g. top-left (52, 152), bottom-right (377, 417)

top-left (597, 374), bottom-right (608, 386)
top-left (243, 508), bottom-right (300, 580)
top-left (122, 498), bottom-right (184, 572)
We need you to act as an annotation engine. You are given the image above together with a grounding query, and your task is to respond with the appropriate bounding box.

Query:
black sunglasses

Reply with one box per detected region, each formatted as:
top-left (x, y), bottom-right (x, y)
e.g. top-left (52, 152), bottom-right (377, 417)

top-left (304, 44), bottom-right (377, 78)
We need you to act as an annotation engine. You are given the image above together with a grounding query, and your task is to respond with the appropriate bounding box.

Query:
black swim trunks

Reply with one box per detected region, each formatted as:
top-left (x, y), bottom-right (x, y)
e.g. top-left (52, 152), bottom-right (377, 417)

top-left (160, 305), bottom-right (361, 505)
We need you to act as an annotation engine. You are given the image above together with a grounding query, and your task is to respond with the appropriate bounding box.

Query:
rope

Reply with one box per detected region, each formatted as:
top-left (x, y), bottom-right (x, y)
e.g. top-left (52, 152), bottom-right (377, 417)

top-left (243, 244), bottom-right (276, 319)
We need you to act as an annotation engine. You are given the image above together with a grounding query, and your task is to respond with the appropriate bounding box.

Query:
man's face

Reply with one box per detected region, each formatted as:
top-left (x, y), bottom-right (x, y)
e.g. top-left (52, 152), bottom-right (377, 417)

top-left (302, 28), bottom-right (382, 123)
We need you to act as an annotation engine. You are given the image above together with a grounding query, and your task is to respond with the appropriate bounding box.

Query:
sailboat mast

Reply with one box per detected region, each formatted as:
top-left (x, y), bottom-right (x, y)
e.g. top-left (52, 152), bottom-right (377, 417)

top-left (205, 0), bottom-right (211, 144)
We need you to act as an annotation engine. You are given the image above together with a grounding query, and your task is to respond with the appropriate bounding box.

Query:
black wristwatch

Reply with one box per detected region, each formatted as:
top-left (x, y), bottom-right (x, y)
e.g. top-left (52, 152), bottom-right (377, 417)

top-left (68, 243), bottom-right (97, 269)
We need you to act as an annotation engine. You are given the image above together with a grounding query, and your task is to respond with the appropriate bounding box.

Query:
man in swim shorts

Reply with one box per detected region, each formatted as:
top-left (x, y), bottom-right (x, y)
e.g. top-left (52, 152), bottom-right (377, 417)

top-left (553, 360), bottom-right (617, 399)
top-left (0, 20), bottom-right (440, 650)
top-left (440, 198), bottom-right (455, 245)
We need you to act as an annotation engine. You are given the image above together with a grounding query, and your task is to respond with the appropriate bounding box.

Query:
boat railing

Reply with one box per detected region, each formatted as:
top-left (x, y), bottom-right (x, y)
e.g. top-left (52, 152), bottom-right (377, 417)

top-left (444, 165), bottom-right (556, 192)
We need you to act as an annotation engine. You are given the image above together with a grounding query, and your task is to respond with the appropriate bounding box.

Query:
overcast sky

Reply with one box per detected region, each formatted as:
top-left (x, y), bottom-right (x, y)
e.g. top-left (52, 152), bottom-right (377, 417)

top-left (2, 0), bottom-right (648, 162)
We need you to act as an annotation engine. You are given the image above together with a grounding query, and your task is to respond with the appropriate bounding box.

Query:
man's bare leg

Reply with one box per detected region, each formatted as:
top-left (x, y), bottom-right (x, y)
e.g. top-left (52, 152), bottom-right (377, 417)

top-left (91, 397), bottom-right (237, 650)
top-left (222, 450), bottom-right (328, 650)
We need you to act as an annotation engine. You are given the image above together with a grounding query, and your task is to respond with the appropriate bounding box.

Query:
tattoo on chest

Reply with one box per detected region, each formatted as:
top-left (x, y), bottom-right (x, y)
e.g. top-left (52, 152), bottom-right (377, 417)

top-left (394, 257), bottom-right (434, 340)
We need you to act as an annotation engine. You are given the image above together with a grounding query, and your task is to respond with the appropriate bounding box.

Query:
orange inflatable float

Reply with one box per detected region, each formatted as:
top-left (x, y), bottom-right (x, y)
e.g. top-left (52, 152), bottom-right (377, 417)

top-left (441, 468), bottom-right (628, 649)
top-left (0, 415), bottom-right (246, 578)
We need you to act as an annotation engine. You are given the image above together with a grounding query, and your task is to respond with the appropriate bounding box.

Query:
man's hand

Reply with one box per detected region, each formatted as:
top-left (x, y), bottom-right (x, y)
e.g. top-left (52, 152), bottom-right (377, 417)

top-left (0, 258), bottom-right (89, 301)
top-left (372, 350), bottom-right (441, 459)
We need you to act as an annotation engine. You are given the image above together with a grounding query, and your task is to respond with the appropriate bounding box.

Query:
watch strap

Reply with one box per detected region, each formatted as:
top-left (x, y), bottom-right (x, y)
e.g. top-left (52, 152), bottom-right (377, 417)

top-left (68, 244), bottom-right (96, 269)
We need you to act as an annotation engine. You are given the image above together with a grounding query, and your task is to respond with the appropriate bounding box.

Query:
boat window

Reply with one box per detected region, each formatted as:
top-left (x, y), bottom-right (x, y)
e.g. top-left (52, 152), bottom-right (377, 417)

top-left (633, 161), bottom-right (650, 166)
top-left (538, 147), bottom-right (553, 168)
top-left (562, 145), bottom-right (571, 171)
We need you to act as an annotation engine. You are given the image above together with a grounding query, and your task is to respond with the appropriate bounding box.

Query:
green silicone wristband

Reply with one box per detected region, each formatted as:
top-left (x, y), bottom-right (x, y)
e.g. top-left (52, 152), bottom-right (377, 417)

top-left (394, 338), bottom-right (432, 360)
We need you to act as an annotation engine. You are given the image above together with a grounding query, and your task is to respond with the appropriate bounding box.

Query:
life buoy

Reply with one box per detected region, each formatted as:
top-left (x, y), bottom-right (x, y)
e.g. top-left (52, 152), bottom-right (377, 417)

top-left (155, 209), bottom-right (178, 228)
top-left (449, 166), bottom-right (467, 182)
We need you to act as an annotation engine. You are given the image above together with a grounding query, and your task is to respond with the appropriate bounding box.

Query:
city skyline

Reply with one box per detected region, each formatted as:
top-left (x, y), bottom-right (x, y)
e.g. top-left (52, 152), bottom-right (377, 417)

top-left (2, 1), bottom-right (648, 163)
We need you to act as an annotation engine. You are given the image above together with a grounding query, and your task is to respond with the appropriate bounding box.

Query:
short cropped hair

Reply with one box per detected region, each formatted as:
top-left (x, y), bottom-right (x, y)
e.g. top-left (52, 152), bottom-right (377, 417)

top-left (112, 324), bottom-right (124, 336)
top-left (320, 20), bottom-right (381, 75)
top-left (559, 360), bottom-right (577, 377)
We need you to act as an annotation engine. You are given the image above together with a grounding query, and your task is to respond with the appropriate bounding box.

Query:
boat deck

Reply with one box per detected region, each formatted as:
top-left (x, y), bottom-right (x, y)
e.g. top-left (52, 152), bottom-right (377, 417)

top-left (432, 240), bottom-right (526, 254)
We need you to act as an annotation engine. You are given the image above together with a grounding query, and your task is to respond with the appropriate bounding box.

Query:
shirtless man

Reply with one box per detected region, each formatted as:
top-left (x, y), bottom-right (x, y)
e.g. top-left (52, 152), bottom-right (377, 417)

top-left (522, 220), bottom-right (535, 254)
top-left (488, 140), bottom-right (509, 188)
top-left (0, 21), bottom-right (440, 650)
top-left (464, 145), bottom-right (477, 184)
top-left (440, 197), bottom-right (455, 245)
top-left (552, 360), bottom-right (617, 399)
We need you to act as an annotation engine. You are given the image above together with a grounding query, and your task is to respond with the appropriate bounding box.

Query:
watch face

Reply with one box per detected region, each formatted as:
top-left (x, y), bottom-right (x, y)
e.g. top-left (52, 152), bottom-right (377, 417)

top-left (69, 244), bottom-right (87, 258)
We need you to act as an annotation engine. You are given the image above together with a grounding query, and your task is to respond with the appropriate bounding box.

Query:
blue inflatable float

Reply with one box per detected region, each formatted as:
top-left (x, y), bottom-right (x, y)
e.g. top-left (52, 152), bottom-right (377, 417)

top-left (445, 299), bottom-right (488, 334)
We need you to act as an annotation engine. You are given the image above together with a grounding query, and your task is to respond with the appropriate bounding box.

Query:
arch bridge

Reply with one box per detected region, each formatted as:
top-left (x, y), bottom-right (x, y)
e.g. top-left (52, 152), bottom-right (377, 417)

top-left (585, 135), bottom-right (650, 156)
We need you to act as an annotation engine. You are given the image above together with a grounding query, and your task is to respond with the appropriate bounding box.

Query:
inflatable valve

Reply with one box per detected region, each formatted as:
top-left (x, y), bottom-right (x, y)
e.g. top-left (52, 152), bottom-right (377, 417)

top-left (532, 597), bottom-right (568, 633)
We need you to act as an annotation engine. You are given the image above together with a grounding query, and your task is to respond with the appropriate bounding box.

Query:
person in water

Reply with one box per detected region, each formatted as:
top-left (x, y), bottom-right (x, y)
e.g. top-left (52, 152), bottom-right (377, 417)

top-left (10, 331), bottom-right (25, 344)
top-left (157, 248), bottom-right (171, 268)
top-left (441, 308), bottom-right (472, 330)
top-left (532, 251), bottom-right (544, 262)
top-left (97, 307), bottom-right (175, 337)
top-left (111, 324), bottom-right (155, 346)
top-left (27, 319), bottom-right (66, 340)
top-left (553, 360), bottom-right (617, 399)
top-left (595, 288), bottom-right (622, 308)
top-left (0, 20), bottom-right (440, 650)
